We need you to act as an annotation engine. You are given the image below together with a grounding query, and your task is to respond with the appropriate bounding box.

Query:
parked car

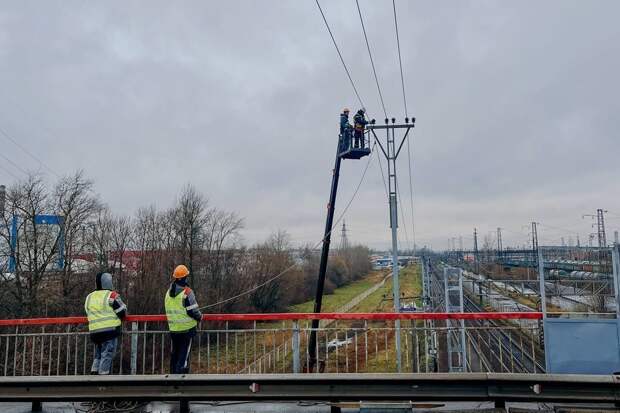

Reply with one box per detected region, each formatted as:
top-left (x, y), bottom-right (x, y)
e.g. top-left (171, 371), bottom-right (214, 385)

top-left (327, 337), bottom-right (353, 350)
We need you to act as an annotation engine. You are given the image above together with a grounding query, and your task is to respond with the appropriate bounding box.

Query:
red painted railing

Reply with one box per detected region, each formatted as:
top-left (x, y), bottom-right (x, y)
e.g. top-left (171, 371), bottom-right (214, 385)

top-left (0, 311), bottom-right (543, 327)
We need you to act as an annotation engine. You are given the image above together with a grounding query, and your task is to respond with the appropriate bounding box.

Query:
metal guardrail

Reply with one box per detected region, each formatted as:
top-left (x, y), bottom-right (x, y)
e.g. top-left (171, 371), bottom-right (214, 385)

top-left (0, 312), bottom-right (543, 377)
top-left (0, 373), bottom-right (617, 403)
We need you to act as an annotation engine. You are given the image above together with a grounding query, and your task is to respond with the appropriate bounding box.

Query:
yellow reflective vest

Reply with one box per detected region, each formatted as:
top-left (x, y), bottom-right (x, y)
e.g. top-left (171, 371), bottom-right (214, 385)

top-left (84, 290), bottom-right (122, 332)
top-left (165, 288), bottom-right (198, 332)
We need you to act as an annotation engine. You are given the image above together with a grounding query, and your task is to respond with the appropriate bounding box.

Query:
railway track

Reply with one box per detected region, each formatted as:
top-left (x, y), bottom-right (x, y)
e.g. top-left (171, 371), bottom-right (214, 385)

top-left (429, 263), bottom-right (545, 373)
top-left (463, 295), bottom-right (545, 373)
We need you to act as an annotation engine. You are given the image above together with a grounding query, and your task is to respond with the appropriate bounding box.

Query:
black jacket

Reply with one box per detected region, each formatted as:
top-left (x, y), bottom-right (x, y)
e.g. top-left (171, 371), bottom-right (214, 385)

top-left (354, 111), bottom-right (368, 130)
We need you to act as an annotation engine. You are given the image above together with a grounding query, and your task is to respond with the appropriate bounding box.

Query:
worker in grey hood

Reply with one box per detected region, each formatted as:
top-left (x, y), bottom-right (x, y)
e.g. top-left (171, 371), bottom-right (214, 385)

top-left (84, 272), bottom-right (127, 375)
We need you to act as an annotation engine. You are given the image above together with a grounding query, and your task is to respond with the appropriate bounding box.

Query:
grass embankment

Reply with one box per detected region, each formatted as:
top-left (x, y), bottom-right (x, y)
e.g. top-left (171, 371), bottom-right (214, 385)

top-left (193, 269), bottom-right (391, 373)
top-left (352, 265), bottom-right (422, 312)
top-left (353, 265), bottom-right (423, 372)
top-left (290, 270), bottom-right (386, 313)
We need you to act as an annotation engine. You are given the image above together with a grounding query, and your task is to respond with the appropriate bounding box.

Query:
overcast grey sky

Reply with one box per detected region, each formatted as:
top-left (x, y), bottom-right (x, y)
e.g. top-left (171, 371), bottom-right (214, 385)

top-left (1, 0), bottom-right (619, 250)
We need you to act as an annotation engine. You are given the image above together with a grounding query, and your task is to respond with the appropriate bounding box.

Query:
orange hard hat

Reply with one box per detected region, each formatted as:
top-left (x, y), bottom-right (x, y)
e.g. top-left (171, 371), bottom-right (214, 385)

top-left (173, 264), bottom-right (190, 279)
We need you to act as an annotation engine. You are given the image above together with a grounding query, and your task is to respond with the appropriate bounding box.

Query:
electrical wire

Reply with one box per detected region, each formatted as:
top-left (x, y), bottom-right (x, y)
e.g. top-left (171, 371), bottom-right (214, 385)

top-left (355, 0), bottom-right (387, 119)
top-left (315, 0), bottom-right (366, 110)
top-left (406, 128), bottom-right (416, 254)
top-left (0, 163), bottom-right (20, 180)
top-left (0, 125), bottom-right (60, 178)
top-left (199, 141), bottom-right (378, 310)
top-left (77, 401), bottom-right (148, 413)
top-left (0, 152), bottom-right (29, 176)
top-left (375, 141), bottom-right (389, 199)
top-left (537, 222), bottom-right (581, 235)
top-left (392, 0), bottom-right (417, 255)
top-left (392, 0), bottom-right (408, 117)
top-left (396, 181), bottom-right (411, 251)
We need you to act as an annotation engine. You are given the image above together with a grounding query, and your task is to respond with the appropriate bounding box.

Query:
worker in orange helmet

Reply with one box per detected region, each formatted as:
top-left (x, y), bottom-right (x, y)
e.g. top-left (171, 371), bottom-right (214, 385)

top-left (164, 264), bottom-right (202, 374)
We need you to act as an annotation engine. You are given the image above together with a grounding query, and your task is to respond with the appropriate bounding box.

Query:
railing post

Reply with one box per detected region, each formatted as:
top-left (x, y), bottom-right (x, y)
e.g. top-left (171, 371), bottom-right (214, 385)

top-left (292, 320), bottom-right (300, 374)
top-left (612, 246), bottom-right (620, 319)
top-left (130, 321), bottom-right (138, 375)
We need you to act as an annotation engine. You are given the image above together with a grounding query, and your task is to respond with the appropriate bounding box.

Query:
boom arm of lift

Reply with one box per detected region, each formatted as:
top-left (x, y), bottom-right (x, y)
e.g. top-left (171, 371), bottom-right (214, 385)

top-left (308, 133), bottom-right (370, 372)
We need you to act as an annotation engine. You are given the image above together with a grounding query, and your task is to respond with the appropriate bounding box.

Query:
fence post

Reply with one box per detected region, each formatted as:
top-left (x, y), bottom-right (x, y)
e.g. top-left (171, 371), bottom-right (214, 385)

top-left (612, 246), bottom-right (620, 319)
top-left (130, 322), bottom-right (138, 375)
top-left (292, 320), bottom-right (300, 374)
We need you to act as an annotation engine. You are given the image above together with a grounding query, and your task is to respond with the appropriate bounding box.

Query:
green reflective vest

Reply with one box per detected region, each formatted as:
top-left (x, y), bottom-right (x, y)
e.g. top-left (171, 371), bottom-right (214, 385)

top-left (85, 290), bottom-right (121, 332)
top-left (165, 289), bottom-right (198, 332)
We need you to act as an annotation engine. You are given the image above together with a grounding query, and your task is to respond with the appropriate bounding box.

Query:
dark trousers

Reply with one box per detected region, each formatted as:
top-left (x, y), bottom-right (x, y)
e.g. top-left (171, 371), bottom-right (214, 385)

top-left (170, 332), bottom-right (193, 374)
top-left (340, 130), bottom-right (352, 152)
top-left (354, 130), bottom-right (364, 148)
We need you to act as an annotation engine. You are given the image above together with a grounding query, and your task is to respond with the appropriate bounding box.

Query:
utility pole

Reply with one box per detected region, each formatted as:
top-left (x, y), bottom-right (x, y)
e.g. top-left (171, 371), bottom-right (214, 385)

top-left (597, 209), bottom-right (607, 248)
top-left (0, 185), bottom-right (5, 217)
top-left (473, 228), bottom-right (479, 272)
top-left (583, 209), bottom-right (609, 264)
top-left (583, 209), bottom-right (608, 248)
top-left (339, 220), bottom-right (349, 251)
top-left (614, 231), bottom-right (619, 246)
top-left (369, 117), bottom-right (415, 373)
top-left (531, 222), bottom-right (539, 267)
top-left (496, 227), bottom-right (503, 259)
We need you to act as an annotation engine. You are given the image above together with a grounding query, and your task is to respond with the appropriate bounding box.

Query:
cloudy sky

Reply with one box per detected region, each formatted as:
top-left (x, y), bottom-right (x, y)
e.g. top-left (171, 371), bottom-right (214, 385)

top-left (0, 0), bottom-right (619, 250)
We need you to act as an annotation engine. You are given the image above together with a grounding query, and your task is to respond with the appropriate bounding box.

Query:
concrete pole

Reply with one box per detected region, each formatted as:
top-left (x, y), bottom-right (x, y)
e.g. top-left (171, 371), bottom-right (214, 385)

top-left (537, 249), bottom-right (547, 317)
top-left (390, 192), bottom-right (402, 372)
top-left (385, 124), bottom-right (402, 372)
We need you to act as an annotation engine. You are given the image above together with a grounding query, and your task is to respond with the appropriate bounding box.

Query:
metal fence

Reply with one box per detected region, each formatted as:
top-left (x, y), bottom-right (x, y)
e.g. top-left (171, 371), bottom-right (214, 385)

top-left (0, 312), bottom-right (543, 377)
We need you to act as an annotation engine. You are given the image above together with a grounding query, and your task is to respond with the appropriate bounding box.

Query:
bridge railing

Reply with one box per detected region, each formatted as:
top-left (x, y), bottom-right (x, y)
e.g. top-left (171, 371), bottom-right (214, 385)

top-left (0, 312), bottom-right (543, 376)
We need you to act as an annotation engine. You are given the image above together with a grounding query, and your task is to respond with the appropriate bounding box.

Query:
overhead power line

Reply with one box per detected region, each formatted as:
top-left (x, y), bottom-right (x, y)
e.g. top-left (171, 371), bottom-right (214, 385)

top-left (406, 133), bottom-right (416, 253)
top-left (0, 152), bottom-right (29, 176)
top-left (355, 0), bottom-right (388, 119)
top-left (315, 0), bottom-right (366, 110)
top-left (0, 163), bottom-right (20, 181)
top-left (201, 141), bottom-right (378, 310)
top-left (0, 125), bottom-right (60, 178)
top-left (392, 0), bottom-right (408, 117)
top-left (392, 0), bottom-right (416, 254)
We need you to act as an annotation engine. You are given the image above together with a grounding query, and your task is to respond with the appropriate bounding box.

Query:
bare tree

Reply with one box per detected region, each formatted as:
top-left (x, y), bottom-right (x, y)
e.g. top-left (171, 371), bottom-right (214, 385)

top-left (201, 209), bottom-right (244, 307)
top-left (171, 184), bottom-right (209, 279)
top-left (90, 208), bottom-right (113, 271)
top-left (109, 214), bottom-right (132, 296)
top-left (0, 174), bottom-right (62, 316)
top-left (54, 170), bottom-right (103, 300)
top-left (249, 230), bottom-right (295, 311)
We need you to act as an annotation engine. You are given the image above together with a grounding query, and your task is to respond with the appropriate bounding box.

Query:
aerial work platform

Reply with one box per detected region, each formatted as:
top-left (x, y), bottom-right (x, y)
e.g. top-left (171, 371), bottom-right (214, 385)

top-left (338, 131), bottom-right (371, 159)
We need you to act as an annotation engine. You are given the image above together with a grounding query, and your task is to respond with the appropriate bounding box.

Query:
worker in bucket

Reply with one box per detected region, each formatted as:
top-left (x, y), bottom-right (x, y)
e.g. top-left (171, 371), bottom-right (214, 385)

top-left (165, 264), bottom-right (202, 374)
top-left (353, 108), bottom-right (368, 148)
top-left (84, 272), bottom-right (127, 375)
top-left (340, 107), bottom-right (352, 151)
